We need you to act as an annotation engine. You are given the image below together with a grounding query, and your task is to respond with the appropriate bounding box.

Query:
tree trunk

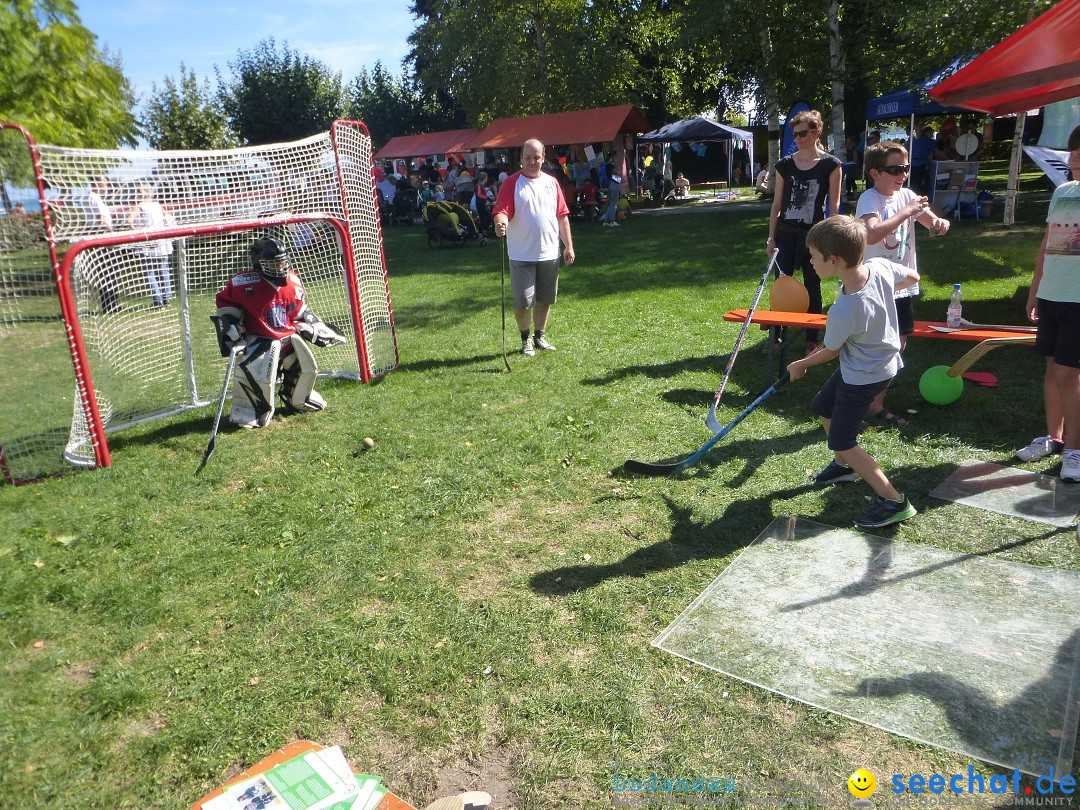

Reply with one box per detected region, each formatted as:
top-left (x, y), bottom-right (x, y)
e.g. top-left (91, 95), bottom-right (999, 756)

top-left (827, 0), bottom-right (847, 161)
top-left (759, 27), bottom-right (781, 172)
top-left (1004, 112), bottom-right (1025, 227)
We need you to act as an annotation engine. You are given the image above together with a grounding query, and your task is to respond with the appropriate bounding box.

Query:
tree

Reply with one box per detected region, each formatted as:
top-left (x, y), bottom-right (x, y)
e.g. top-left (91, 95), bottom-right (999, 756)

top-left (141, 64), bottom-right (236, 150)
top-left (0, 0), bottom-right (137, 148)
top-left (406, 0), bottom-right (720, 127)
top-left (219, 38), bottom-right (347, 145)
top-left (348, 61), bottom-right (463, 148)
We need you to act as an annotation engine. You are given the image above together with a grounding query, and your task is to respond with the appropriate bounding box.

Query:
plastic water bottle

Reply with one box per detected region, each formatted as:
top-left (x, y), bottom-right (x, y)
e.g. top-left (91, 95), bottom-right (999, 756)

top-left (946, 283), bottom-right (963, 328)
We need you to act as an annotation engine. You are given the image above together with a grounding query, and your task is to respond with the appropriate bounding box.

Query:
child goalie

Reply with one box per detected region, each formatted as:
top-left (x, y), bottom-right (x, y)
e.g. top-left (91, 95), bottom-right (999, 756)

top-left (213, 237), bottom-right (346, 429)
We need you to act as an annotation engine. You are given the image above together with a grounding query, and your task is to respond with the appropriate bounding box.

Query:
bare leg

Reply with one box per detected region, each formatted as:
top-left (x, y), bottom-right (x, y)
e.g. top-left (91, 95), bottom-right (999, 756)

top-left (820, 416), bottom-right (900, 500)
top-left (1049, 359), bottom-right (1080, 449)
top-left (1044, 357), bottom-right (1068, 443)
top-left (533, 302), bottom-right (552, 333)
top-left (513, 307), bottom-right (532, 332)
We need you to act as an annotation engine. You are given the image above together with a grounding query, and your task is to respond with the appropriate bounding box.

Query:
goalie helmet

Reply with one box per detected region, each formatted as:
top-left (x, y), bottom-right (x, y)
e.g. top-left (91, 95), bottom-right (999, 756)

top-left (251, 238), bottom-right (290, 282)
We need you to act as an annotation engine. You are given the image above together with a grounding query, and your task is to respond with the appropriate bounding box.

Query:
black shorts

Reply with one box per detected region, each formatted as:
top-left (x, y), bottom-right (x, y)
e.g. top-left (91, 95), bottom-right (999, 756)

top-left (811, 368), bottom-right (892, 452)
top-left (1035, 299), bottom-right (1080, 369)
top-left (895, 297), bottom-right (915, 336)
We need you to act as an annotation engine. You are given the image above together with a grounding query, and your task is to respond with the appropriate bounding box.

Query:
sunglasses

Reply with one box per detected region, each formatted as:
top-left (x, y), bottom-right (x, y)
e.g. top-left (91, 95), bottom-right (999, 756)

top-left (880, 164), bottom-right (911, 175)
top-left (792, 128), bottom-right (817, 139)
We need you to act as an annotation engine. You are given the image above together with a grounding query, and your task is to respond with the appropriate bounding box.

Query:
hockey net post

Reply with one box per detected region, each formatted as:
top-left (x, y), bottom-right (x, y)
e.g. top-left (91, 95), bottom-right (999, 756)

top-left (0, 120), bottom-right (395, 483)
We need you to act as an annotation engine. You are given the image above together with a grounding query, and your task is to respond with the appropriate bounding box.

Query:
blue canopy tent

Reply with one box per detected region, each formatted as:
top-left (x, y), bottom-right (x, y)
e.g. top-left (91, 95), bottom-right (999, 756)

top-left (636, 116), bottom-right (754, 187)
top-left (865, 60), bottom-right (974, 136)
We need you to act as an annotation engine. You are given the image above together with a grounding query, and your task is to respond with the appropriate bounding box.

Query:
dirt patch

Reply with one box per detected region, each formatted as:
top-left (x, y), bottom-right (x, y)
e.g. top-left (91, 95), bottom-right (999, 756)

top-left (65, 662), bottom-right (95, 685)
top-left (434, 744), bottom-right (518, 809)
top-left (115, 712), bottom-right (167, 751)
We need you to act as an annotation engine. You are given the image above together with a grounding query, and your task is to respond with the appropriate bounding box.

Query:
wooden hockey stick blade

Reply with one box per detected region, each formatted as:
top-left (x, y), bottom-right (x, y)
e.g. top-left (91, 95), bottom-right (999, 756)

top-left (927, 323), bottom-right (1036, 334)
top-left (626, 373), bottom-right (789, 476)
top-left (946, 335), bottom-right (1035, 377)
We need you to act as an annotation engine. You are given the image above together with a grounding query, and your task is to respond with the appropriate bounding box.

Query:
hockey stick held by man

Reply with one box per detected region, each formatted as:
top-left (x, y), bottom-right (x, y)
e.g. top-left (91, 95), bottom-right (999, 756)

top-left (213, 237), bottom-right (346, 430)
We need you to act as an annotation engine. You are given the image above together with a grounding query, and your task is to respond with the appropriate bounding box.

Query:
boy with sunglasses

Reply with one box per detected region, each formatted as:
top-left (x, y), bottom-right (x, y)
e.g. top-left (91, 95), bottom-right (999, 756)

top-left (855, 141), bottom-right (950, 427)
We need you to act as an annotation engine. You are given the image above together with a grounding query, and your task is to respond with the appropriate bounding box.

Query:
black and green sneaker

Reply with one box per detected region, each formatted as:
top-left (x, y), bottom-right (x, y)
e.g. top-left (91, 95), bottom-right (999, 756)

top-left (855, 494), bottom-right (917, 528)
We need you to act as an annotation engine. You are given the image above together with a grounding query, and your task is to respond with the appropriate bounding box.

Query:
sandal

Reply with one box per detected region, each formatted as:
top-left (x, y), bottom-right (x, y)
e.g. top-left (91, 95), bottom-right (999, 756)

top-left (867, 410), bottom-right (908, 428)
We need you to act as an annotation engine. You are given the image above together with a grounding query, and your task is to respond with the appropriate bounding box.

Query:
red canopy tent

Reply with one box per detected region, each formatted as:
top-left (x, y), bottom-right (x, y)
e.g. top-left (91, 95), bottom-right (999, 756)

top-left (467, 104), bottom-right (652, 148)
top-left (928, 0), bottom-right (1080, 116)
top-left (374, 128), bottom-right (480, 161)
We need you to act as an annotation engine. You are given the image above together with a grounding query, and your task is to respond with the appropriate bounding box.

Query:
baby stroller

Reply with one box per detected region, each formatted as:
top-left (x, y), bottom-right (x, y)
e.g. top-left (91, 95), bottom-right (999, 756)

top-left (423, 200), bottom-right (486, 249)
top-left (390, 187), bottom-right (419, 225)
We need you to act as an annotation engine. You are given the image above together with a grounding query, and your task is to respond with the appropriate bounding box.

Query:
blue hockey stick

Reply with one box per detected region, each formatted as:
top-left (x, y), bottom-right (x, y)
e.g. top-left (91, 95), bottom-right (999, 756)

top-left (625, 372), bottom-right (789, 476)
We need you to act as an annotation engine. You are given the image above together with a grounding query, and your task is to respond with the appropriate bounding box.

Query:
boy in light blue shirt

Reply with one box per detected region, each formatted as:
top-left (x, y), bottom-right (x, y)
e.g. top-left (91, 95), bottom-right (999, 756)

top-left (787, 215), bottom-right (920, 528)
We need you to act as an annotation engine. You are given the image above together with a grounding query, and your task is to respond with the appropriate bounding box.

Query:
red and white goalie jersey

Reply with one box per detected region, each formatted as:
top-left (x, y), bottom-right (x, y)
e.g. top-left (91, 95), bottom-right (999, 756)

top-left (215, 269), bottom-right (310, 340)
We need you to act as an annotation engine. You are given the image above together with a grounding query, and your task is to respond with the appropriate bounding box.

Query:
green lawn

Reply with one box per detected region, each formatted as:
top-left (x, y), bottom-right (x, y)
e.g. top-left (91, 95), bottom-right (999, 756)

top-left (1, 196), bottom-right (1075, 809)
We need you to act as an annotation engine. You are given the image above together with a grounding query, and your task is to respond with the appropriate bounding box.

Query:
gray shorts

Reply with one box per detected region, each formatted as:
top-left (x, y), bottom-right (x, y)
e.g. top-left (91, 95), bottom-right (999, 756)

top-left (510, 259), bottom-right (559, 309)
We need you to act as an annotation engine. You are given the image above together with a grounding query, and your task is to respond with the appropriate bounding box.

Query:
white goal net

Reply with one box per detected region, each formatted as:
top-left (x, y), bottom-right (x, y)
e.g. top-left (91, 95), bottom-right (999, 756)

top-left (0, 121), bottom-right (396, 483)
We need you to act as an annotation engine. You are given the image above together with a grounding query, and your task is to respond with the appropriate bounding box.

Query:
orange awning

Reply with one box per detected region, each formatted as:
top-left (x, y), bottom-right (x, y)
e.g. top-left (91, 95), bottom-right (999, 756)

top-left (929, 0), bottom-right (1080, 116)
top-left (468, 104), bottom-right (653, 149)
top-left (374, 128), bottom-right (481, 160)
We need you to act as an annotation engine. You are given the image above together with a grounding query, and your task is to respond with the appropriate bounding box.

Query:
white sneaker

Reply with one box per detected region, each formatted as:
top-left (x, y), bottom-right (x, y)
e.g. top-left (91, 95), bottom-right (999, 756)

top-left (521, 336), bottom-right (535, 357)
top-left (533, 335), bottom-right (556, 351)
top-left (1015, 435), bottom-right (1064, 462)
top-left (1061, 450), bottom-right (1080, 483)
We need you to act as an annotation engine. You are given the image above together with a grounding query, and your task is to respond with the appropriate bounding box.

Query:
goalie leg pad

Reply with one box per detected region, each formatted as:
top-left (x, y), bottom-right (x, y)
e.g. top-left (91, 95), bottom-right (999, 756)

top-left (232, 337), bottom-right (280, 428)
top-left (280, 336), bottom-right (325, 412)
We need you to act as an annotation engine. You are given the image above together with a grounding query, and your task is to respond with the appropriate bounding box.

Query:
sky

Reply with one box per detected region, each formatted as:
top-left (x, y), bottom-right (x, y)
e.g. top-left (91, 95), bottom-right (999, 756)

top-left (77, 0), bottom-right (419, 104)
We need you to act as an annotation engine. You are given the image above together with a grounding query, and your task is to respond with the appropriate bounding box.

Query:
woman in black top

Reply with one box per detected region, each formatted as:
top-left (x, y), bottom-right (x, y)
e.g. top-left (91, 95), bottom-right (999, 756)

top-left (766, 109), bottom-right (843, 354)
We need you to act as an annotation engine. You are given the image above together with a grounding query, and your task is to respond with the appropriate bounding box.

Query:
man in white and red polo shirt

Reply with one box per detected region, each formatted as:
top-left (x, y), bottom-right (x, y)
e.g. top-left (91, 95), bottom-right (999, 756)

top-left (493, 138), bottom-right (576, 356)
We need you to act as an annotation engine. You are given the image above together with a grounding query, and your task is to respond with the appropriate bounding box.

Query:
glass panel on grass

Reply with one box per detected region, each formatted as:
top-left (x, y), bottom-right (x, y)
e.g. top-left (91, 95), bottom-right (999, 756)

top-left (653, 516), bottom-right (1080, 780)
top-left (930, 460), bottom-right (1080, 528)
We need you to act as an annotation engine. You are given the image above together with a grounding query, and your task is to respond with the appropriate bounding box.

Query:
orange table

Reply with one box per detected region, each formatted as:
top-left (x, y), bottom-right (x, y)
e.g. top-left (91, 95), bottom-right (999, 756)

top-left (191, 740), bottom-right (417, 810)
top-left (722, 310), bottom-right (1035, 343)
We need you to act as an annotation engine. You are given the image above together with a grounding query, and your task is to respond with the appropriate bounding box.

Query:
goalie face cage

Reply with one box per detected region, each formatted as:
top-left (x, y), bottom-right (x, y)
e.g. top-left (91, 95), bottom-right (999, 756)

top-left (0, 120), bottom-right (396, 483)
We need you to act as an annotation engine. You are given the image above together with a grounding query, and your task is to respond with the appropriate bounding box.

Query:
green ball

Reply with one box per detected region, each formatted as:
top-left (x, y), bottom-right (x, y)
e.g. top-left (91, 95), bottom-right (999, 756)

top-left (919, 365), bottom-right (964, 405)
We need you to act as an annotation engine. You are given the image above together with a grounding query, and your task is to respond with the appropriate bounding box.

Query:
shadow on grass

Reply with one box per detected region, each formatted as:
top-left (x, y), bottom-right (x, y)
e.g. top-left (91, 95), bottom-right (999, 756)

top-left (840, 627), bottom-right (1079, 789)
top-left (780, 527), bottom-right (1057, 614)
top-left (530, 450), bottom-right (1070, 597)
top-left (397, 353), bottom-right (505, 373)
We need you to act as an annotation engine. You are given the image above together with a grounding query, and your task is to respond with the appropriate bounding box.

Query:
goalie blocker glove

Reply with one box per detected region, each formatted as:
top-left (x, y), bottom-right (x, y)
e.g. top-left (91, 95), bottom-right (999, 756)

top-left (295, 310), bottom-right (347, 348)
top-left (210, 311), bottom-right (246, 357)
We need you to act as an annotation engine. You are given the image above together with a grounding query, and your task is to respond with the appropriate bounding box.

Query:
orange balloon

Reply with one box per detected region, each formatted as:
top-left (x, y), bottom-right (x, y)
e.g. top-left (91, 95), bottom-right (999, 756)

top-left (769, 274), bottom-right (810, 313)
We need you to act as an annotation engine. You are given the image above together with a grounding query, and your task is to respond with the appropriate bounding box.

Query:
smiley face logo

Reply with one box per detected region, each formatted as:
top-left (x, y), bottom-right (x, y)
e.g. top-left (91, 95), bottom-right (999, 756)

top-left (847, 768), bottom-right (876, 798)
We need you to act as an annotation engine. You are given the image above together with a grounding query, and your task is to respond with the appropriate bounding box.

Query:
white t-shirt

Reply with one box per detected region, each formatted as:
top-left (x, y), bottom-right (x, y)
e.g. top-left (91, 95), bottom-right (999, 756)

top-left (130, 200), bottom-right (173, 257)
top-left (492, 171), bottom-right (570, 263)
top-left (1039, 180), bottom-right (1080, 303)
top-left (856, 186), bottom-right (921, 299)
top-left (824, 257), bottom-right (909, 385)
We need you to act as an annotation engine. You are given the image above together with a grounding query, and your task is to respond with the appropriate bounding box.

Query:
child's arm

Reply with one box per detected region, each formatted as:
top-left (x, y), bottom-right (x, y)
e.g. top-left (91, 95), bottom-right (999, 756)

top-left (895, 268), bottom-right (921, 293)
top-left (1026, 231), bottom-right (1050, 322)
top-left (787, 346), bottom-right (841, 380)
top-left (862, 196), bottom-right (929, 245)
top-left (915, 209), bottom-right (949, 236)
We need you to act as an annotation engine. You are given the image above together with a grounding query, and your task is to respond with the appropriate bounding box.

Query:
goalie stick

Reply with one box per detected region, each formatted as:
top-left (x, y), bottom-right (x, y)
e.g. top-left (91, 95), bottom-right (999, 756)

top-left (705, 249), bottom-right (779, 433)
top-left (626, 372), bottom-right (790, 476)
top-left (196, 343), bottom-right (244, 475)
